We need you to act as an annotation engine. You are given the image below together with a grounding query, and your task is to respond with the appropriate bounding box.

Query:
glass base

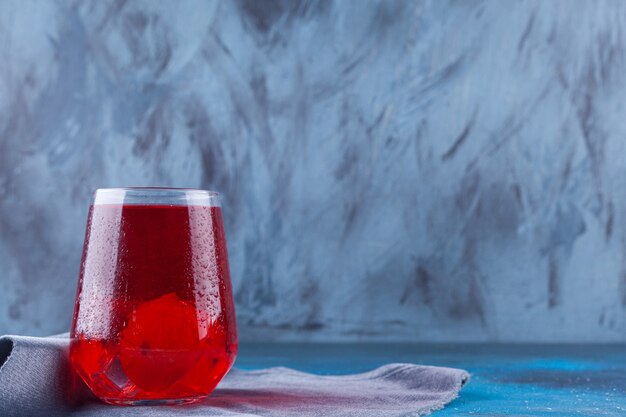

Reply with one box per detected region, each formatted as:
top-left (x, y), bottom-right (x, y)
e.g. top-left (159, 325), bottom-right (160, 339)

top-left (101, 396), bottom-right (207, 406)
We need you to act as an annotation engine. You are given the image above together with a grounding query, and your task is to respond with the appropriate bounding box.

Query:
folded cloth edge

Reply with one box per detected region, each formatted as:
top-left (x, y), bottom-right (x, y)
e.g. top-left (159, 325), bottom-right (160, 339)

top-left (0, 334), bottom-right (470, 417)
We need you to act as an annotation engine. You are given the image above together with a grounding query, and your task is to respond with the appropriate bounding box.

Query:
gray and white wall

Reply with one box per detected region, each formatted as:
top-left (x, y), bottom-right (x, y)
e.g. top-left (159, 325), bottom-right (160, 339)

top-left (1, 0), bottom-right (625, 341)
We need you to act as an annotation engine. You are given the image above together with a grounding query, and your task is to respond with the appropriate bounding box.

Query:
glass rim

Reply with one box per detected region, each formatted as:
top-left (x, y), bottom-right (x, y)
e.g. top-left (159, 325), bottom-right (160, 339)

top-left (93, 187), bottom-right (221, 206)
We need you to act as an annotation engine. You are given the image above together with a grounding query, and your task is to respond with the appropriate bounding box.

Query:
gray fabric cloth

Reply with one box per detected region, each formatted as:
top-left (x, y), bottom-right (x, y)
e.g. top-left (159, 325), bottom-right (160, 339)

top-left (0, 335), bottom-right (469, 417)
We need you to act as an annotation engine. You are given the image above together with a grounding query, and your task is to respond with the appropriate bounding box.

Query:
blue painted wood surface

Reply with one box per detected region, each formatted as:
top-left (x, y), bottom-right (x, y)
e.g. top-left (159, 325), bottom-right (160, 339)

top-left (236, 344), bottom-right (626, 416)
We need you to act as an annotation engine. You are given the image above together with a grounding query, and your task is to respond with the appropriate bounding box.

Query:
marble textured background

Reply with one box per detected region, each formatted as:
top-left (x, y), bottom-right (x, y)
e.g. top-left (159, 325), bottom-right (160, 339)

top-left (1, 0), bottom-right (626, 341)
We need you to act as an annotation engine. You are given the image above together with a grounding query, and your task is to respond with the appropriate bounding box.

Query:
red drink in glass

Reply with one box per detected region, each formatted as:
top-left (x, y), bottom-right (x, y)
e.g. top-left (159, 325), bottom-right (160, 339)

top-left (70, 188), bottom-right (238, 405)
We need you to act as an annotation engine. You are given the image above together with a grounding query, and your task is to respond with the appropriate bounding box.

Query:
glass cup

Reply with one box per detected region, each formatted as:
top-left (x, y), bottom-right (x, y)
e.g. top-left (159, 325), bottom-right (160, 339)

top-left (70, 188), bottom-right (238, 405)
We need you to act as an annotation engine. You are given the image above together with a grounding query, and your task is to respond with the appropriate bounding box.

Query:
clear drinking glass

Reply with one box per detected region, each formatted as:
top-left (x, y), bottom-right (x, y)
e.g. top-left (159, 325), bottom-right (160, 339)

top-left (70, 188), bottom-right (238, 405)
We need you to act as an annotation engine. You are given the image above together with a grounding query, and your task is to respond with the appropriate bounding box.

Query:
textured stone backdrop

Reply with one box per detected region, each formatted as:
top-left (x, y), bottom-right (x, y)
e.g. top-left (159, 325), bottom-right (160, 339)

top-left (1, 0), bottom-right (626, 341)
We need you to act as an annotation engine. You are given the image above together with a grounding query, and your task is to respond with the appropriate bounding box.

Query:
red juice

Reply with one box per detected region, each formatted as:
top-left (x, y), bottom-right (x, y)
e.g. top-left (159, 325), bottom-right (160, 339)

top-left (70, 203), bottom-right (238, 404)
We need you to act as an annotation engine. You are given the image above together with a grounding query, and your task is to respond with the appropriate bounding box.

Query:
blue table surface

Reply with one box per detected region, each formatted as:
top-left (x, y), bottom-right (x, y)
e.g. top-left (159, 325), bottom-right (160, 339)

top-left (235, 343), bottom-right (626, 416)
